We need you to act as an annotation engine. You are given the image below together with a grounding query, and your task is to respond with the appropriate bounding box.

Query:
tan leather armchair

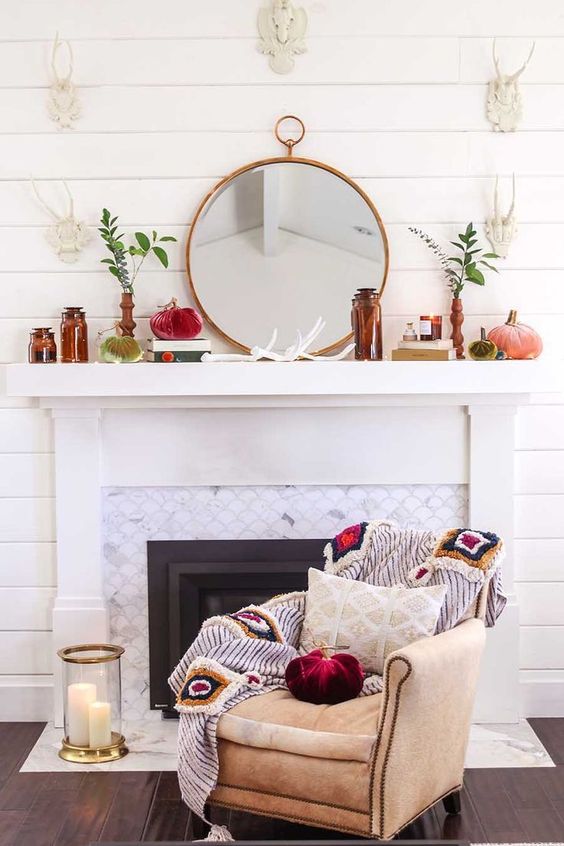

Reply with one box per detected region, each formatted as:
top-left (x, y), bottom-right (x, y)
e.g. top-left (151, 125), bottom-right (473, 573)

top-left (210, 616), bottom-right (486, 839)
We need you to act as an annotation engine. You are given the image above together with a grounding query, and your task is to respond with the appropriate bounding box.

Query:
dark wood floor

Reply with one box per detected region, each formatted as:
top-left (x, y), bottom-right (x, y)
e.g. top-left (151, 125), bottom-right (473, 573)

top-left (1, 720), bottom-right (564, 845)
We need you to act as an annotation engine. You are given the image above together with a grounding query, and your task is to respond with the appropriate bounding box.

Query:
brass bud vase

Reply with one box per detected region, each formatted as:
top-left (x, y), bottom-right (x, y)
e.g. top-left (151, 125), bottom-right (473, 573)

top-left (450, 297), bottom-right (464, 359)
top-left (119, 292), bottom-right (136, 338)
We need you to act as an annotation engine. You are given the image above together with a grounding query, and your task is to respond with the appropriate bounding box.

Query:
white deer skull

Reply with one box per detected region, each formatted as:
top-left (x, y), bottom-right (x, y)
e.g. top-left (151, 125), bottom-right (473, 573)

top-left (31, 179), bottom-right (90, 263)
top-left (486, 175), bottom-right (517, 258)
top-left (47, 33), bottom-right (81, 129)
top-left (487, 40), bottom-right (535, 132)
top-left (257, 0), bottom-right (308, 74)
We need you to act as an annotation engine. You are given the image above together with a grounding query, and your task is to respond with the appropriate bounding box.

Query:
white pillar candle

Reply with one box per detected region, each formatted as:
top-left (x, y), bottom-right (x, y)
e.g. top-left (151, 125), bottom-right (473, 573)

top-left (88, 700), bottom-right (112, 748)
top-left (67, 682), bottom-right (97, 746)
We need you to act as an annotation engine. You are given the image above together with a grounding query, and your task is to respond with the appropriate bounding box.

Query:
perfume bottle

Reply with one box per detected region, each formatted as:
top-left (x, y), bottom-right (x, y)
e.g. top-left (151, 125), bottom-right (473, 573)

top-left (402, 322), bottom-right (417, 341)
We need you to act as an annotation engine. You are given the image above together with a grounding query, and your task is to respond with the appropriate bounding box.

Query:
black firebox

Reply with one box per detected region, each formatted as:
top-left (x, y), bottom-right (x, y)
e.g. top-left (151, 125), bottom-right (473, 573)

top-left (147, 538), bottom-right (326, 716)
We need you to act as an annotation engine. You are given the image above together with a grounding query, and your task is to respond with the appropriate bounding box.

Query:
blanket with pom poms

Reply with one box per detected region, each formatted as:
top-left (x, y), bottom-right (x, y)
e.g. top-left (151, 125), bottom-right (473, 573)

top-left (169, 520), bottom-right (506, 834)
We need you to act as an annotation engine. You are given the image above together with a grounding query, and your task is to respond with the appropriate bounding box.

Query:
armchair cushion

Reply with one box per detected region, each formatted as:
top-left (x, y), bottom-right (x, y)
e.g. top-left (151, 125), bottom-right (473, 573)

top-left (217, 688), bottom-right (382, 762)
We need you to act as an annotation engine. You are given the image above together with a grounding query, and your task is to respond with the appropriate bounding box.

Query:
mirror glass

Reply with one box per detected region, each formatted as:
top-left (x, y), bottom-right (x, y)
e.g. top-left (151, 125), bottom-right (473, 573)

top-left (188, 161), bottom-right (388, 352)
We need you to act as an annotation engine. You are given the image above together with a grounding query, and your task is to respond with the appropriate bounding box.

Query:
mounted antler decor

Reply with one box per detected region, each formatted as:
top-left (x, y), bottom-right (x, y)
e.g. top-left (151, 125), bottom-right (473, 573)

top-left (257, 0), bottom-right (307, 74)
top-left (31, 179), bottom-right (89, 263)
top-left (47, 32), bottom-right (81, 129)
top-left (486, 174), bottom-right (517, 258)
top-left (487, 39), bottom-right (535, 132)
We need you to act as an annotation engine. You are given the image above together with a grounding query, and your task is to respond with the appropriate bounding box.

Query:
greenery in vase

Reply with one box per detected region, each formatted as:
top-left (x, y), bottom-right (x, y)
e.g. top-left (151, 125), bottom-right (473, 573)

top-left (409, 222), bottom-right (499, 299)
top-left (98, 208), bottom-right (177, 295)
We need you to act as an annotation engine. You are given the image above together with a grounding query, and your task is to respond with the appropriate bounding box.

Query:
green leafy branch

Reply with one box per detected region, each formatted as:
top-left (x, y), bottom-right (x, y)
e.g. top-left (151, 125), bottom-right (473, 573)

top-left (409, 223), bottom-right (499, 299)
top-left (99, 208), bottom-right (177, 295)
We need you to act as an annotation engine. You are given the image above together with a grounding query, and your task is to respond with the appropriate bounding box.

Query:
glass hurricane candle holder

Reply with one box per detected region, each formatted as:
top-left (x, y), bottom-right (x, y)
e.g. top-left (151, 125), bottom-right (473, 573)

top-left (57, 644), bottom-right (128, 764)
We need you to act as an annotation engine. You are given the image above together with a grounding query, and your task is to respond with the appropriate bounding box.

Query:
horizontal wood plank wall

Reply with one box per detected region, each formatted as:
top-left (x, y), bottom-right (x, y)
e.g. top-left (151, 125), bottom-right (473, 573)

top-left (0, 0), bottom-right (563, 717)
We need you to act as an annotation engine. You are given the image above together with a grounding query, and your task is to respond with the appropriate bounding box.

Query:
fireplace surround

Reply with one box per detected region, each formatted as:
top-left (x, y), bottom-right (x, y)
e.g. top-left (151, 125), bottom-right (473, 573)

top-left (147, 538), bottom-right (326, 715)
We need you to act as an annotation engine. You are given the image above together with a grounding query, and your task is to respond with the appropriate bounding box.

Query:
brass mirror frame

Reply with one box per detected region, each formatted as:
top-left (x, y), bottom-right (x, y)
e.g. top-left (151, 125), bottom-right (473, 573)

top-left (186, 124), bottom-right (390, 355)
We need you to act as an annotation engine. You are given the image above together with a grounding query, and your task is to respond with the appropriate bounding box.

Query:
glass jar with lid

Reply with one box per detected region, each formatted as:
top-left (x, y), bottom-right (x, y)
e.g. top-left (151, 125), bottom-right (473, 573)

top-left (28, 327), bottom-right (57, 363)
top-left (60, 307), bottom-right (89, 362)
top-left (351, 288), bottom-right (383, 361)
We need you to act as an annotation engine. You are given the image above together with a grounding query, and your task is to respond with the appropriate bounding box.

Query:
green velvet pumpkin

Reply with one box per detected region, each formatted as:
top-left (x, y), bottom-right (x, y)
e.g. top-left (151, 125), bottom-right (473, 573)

top-left (468, 328), bottom-right (497, 361)
top-left (99, 335), bottom-right (144, 363)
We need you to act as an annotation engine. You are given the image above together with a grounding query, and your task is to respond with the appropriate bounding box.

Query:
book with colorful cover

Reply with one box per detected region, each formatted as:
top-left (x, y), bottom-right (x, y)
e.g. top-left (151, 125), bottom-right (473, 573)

top-left (147, 350), bottom-right (207, 362)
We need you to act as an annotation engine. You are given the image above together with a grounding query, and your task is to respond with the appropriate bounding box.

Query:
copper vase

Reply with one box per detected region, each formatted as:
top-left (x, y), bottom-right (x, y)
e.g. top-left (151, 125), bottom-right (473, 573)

top-left (450, 297), bottom-right (464, 359)
top-left (119, 292), bottom-right (136, 338)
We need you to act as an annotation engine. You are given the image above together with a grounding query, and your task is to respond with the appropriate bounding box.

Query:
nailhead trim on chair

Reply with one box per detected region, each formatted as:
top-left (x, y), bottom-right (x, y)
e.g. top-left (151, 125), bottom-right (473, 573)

top-left (368, 654), bottom-right (412, 837)
top-left (216, 781), bottom-right (367, 815)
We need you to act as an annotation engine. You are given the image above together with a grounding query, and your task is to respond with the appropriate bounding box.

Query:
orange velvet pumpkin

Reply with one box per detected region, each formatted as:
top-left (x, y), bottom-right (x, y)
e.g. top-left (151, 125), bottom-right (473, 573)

top-left (487, 310), bottom-right (543, 360)
top-left (285, 646), bottom-right (364, 705)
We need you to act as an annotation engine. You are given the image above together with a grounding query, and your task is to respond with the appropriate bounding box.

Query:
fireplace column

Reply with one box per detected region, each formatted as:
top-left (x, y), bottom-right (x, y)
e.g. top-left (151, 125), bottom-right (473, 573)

top-left (51, 408), bottom-right (109, 726)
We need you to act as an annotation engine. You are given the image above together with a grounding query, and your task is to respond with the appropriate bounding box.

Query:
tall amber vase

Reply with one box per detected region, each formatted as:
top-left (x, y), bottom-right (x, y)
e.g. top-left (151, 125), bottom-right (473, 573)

top-left (450, 297), bottom-right (464, 359)
top-left (119, 292), bottom-right (136, 338)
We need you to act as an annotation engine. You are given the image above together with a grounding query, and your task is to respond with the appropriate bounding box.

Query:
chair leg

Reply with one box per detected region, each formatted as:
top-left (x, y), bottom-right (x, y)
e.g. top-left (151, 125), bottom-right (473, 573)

top-left (442, 789), bottom-right (462, 815)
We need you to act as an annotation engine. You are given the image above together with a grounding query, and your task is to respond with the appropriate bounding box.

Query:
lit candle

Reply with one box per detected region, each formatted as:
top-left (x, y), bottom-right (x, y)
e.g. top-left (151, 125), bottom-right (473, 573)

top-left (89, 701), bottom-right (112, 748)
top-left (67, 682), bottom-right (97, 746)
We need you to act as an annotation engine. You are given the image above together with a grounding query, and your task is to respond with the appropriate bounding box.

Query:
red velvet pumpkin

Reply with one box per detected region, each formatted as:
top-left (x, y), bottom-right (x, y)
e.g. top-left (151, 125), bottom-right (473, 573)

top-left (150, 298), bottom-right (203, 340)
top-left (487, 310), bottom-right (543, 360)
top-left (285, 646), bottom-right (364, 705)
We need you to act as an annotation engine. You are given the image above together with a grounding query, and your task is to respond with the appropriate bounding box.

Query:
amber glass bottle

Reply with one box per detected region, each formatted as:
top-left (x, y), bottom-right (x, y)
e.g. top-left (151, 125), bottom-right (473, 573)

top-left (60, 307), bottom-right (89, 362)
top-left (351, 288), bottom-right (383, 360)
top-left (28, 328), bottom-right (57, 363)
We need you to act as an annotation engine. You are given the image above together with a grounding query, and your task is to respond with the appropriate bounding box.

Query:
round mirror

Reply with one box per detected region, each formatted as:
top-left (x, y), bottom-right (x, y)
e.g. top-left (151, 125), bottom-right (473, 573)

top-left (187, 158), bottom-right (389, 354)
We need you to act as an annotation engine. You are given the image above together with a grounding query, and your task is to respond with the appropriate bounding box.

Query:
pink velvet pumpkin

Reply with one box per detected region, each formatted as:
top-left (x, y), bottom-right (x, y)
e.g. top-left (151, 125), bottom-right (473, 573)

top-left (285, 646), bottom-right (364, 705)
top-left (487, 310), bottom-right (543, 360)
top-left (150, 298), bottom-right (203, 340)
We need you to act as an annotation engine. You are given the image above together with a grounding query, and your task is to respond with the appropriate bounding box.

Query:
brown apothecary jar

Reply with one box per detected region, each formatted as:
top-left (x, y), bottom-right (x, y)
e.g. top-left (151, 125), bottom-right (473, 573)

top-left (60, 307), bottom-right (89, 363)
top-left (351, 288), bottom-right (383, 361)
top-left (28, 327), bottom-right (57, 363)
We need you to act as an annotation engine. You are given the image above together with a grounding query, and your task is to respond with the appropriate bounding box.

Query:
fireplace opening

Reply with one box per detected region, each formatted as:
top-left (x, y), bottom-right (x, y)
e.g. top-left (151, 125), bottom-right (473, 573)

top-left (147, 538), bottom-right (326, 716)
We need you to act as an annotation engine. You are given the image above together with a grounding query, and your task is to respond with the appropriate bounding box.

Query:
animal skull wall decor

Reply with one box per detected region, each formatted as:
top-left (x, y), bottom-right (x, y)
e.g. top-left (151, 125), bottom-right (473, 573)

top-left (257, 0), bottom-right (307, 74)
top-left (486, 175), bottom-right (517, 258)
top-left (487, 39), bottom-right (535, 132)
top-left (47, 33), bottom-right (81, 129)
top-left (31, 180), bottom-right (90, 263)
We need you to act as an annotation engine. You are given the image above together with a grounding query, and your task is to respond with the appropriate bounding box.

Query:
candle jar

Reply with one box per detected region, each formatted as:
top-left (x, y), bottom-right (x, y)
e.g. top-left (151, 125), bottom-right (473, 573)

top-left (60, 307), bottom-right (89, 363)
top-left (419, 315), bottom-right (442, 341)
top-left (351, 288), bottom-right (383, 361)
top-left (57, 644), bottom-right (128, 763)
top-left (28, 328), bottom-right (57, 363)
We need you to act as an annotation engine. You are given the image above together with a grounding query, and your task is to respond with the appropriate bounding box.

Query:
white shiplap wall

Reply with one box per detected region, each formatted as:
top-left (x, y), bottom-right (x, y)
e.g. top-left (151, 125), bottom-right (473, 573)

top-left (1, 0), bottom-right (563, 719)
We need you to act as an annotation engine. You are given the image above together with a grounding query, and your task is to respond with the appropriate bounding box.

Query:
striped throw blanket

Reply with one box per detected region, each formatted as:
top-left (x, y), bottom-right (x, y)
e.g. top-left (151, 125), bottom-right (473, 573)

top-left (169, 520), bottom-right (506, 822)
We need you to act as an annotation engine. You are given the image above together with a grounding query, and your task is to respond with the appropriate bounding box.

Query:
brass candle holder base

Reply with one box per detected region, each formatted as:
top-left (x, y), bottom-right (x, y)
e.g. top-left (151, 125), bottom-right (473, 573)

top-left (59, 732), bottom-right (128, 764)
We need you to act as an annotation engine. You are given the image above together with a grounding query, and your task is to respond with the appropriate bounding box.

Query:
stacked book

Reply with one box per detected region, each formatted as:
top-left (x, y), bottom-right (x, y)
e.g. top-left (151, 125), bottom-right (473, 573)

top-left (391, 339), bottom-right (456, 361)
top-left (146, 337), bottom-right (211, 362)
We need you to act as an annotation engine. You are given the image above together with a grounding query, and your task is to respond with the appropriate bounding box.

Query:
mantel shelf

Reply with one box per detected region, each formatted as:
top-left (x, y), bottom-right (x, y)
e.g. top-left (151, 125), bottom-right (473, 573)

top-left (4, 360), bottom-right (562, 406)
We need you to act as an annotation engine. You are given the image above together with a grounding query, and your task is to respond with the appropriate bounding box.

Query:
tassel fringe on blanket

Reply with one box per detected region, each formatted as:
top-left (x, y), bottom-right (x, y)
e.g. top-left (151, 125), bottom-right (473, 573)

top-left (169, 519), bottom-right (506, 829)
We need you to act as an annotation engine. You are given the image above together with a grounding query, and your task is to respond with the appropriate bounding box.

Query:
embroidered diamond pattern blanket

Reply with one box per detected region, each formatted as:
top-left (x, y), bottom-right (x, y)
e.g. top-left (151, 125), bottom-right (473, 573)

top-left (169, 520), bottom-right (506, 819)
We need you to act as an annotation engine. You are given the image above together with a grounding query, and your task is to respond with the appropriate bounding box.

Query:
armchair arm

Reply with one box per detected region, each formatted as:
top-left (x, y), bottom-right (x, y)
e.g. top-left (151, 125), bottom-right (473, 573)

top-left (369, 618), bottom-right (486, 839)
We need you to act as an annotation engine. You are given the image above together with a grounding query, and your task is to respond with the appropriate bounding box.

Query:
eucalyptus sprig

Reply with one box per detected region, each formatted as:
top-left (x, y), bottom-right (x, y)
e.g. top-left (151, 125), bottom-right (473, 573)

top-left (99, 208), bottom-right (177, 295)
top-left (409, 223), bottom-right (499, 299)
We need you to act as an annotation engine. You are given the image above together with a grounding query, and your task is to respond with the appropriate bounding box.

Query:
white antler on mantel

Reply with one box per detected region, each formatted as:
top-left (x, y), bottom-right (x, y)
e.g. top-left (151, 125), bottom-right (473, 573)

top-left (202, 319), bottom-right (355, 363)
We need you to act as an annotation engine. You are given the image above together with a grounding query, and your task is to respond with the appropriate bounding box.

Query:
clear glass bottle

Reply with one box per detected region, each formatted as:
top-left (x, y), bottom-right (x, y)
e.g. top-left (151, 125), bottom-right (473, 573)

top-left (61, 307), bottom-right (89, 362)
top-left (28, 327), bottom-right (57, 363)
top-left (351, 288), bottom-right (383, 361)
top-left (402, 322), bottom-right (417, 341)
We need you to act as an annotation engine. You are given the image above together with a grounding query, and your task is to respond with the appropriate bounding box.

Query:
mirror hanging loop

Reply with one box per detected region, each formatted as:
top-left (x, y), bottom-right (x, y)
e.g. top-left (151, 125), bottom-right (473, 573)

top-left (274, 114), bottom-right (306, 157)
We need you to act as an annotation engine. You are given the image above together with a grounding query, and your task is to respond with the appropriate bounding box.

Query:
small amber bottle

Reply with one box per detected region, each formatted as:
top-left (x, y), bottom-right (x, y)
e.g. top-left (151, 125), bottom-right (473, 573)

top-left (351, 288), bottom-right (383, 361)
top-left (28, 328), bottom-right (57, 363)
top-left (60, 307), bottom-right (89, 362)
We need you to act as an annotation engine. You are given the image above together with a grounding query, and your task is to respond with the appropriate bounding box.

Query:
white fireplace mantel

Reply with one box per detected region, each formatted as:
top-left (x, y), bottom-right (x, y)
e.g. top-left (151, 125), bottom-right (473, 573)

top-left (5, 359), bottom-right (562, 724)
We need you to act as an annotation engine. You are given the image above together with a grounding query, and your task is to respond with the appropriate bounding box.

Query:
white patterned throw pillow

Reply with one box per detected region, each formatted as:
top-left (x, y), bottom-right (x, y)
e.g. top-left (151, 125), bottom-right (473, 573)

top-left (300, 568), bottom-right (447, 675)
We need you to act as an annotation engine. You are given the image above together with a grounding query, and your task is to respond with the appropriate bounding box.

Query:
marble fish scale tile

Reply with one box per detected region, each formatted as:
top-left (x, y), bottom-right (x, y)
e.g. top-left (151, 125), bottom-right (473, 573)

top-left (102, 484), bottom-right (467, 720)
